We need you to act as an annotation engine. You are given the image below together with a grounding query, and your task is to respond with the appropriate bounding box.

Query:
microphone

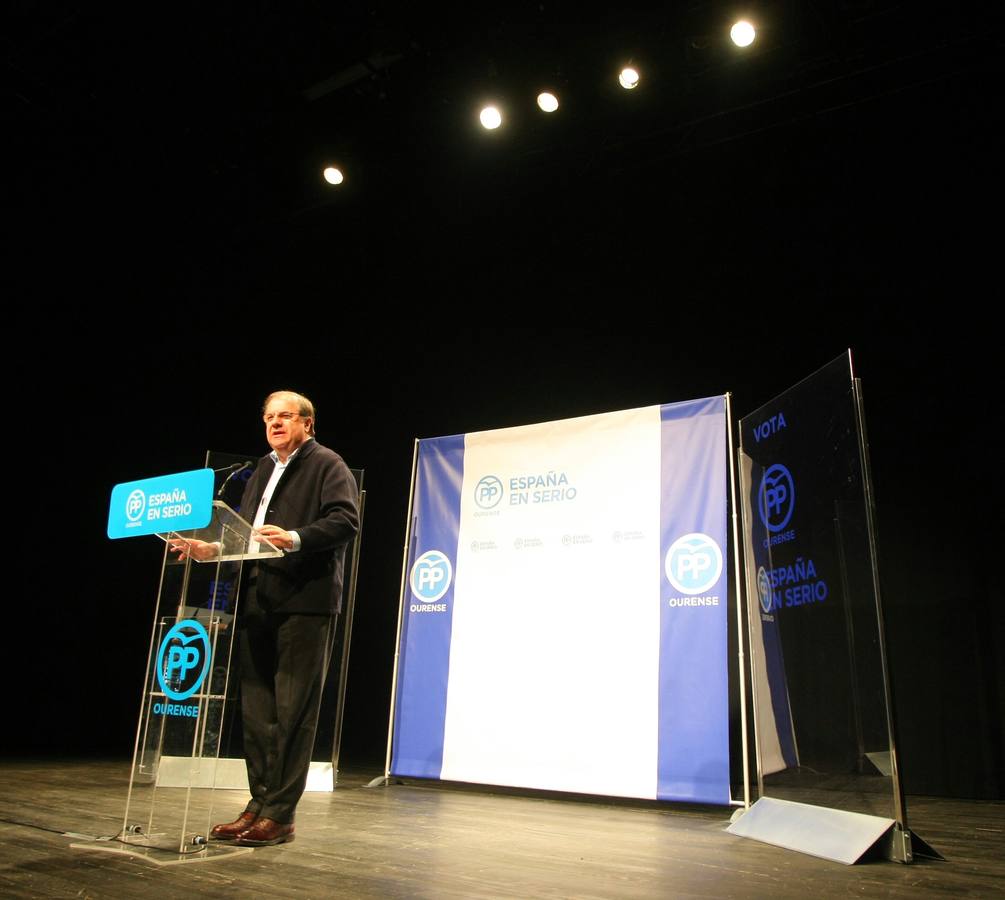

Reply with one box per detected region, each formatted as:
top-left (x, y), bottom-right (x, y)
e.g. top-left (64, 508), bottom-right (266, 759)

top-left (216, 461), bottom-right (252, 498)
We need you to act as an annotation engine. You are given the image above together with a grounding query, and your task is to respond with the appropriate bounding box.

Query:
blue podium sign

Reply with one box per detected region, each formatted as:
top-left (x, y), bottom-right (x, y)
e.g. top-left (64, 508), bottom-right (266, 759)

top-left (107, 469), bottom-right (214, 539)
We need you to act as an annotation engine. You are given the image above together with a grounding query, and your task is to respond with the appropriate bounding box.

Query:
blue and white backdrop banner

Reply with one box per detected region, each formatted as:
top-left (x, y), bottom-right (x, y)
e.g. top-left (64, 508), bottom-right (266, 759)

top-left (392, 397), bottom-right (730, 804)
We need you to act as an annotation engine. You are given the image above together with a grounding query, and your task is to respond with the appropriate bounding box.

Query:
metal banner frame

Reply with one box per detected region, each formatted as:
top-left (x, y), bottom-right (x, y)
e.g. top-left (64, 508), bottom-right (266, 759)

top-left (375, 400), bottom-right (750, 809)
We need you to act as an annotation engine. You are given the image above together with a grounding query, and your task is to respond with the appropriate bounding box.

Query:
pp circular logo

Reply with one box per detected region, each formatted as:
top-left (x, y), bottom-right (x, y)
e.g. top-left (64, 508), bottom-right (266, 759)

top-left (410, 550), bottom-right (453, 602)
top-left (757, 566), bottom-right (772, 614)
top-left (156, 619), bottom-right (212, 701)
top-left (125, 489), bottom-right (146, 522)
top-left (664, 533), bottom-right (724, 595)
top-left (474, 475), bottom-right (504, 509)
top-left (758, 464), bottom-right (795, 532)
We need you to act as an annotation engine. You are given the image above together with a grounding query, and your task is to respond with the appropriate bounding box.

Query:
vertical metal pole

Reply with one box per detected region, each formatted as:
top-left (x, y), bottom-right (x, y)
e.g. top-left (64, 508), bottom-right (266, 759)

top-left (383, 440), bottom-right (420, 781)
top-left (726, 393), bottom-right (751, 809)
top-left (331, 487), bottom-right (366, 780)
top-left (735, 437), bottom-right (767, 800)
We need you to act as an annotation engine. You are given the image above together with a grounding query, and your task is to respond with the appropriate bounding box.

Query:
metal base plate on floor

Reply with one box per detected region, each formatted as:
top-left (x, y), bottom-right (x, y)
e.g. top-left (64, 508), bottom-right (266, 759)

top-left (70, 834), bottom-right (254, 866)
top-left (726, 797), bottom-right (895, 865)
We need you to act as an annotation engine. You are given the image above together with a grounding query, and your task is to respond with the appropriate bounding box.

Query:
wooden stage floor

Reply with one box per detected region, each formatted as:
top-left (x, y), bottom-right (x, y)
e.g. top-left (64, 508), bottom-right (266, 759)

top-left (0, 759), bottom-right (1001, 898)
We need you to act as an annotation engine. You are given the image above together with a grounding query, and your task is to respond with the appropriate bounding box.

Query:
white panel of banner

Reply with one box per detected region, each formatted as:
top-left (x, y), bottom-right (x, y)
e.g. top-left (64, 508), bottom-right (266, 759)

top-left (442, 407), bottom-right (661, 797)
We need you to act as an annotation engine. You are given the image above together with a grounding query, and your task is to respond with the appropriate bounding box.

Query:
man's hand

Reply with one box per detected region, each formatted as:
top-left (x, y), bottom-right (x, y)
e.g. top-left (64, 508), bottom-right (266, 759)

top-left (169, 538), bottom-right (219, 561)
top-left (254, 524), bottom-right (294, 551)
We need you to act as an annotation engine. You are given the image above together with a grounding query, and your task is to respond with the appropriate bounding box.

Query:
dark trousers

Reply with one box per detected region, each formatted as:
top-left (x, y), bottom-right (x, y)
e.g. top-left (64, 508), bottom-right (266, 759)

top-left (238, 585), bottom-right (337, 824)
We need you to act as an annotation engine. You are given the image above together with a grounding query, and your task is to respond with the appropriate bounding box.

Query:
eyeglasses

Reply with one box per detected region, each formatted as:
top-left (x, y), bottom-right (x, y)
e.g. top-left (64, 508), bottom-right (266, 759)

top-left (263, 411), bottom-right (301, 424)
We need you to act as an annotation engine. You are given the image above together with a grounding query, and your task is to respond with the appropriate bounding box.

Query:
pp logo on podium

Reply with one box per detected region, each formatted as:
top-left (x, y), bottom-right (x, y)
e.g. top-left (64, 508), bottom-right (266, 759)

top-left (410, 550), bottom-right (453, 603)
top-left (757, 566), bottom-right (773, 614)
top-left (758, 463), bottom-right (795, 532)
top-left (125, 489), bottom-right (146, 522)
top-left (156, 619), bottom-right (212, 701)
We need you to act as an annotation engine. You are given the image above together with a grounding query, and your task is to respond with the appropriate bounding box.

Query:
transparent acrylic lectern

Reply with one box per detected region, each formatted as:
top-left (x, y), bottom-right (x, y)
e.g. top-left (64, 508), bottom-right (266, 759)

top-left (74, 501), bottom-right (282, 865)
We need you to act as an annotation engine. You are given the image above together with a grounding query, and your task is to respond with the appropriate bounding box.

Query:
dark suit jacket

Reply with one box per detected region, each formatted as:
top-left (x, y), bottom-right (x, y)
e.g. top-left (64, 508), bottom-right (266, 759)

top-left (239, 439), bottom-right (360, 614)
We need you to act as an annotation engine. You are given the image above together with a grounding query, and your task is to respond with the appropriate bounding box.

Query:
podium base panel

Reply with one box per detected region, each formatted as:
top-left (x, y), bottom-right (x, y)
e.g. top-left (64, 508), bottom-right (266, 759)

top-left (156, 756), bottom-right (335, 791)
top-left (155, 756), bottom-right (250, 789)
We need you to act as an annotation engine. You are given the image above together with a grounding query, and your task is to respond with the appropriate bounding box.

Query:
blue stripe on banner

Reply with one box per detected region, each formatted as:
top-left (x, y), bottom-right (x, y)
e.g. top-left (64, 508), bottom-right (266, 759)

top-left (390, 433), bottom-right (465, 779)
top-left (657, 396), bottom-right (731, 804)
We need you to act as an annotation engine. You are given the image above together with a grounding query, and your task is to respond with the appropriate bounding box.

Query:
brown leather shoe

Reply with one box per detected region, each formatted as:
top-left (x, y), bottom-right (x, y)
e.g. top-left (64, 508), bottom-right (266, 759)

top-left (234, 817), bottom-right (295, 846)
top-left (209, 811), bottom-right (258, 841)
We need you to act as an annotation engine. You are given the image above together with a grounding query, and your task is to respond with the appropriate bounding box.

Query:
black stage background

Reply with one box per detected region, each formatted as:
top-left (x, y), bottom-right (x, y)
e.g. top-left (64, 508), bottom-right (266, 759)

top-left (9, 4), bottom-right (1001, 801)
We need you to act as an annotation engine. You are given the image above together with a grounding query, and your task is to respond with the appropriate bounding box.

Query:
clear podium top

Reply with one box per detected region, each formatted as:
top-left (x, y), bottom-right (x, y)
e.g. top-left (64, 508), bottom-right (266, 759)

top-left (157, 500), bottom-right (283, 563)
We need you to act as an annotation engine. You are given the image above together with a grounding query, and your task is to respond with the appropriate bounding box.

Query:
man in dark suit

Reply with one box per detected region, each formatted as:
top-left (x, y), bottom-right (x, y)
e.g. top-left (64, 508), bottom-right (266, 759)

top-left (208, 389), bottom-right (359, 847)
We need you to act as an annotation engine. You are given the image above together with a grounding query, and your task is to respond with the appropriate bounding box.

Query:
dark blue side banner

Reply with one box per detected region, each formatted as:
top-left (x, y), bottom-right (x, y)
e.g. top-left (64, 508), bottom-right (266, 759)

top-left (657, 396), bottom-right (730, 804)
top-left (391, 434), bottom-right (464, 778)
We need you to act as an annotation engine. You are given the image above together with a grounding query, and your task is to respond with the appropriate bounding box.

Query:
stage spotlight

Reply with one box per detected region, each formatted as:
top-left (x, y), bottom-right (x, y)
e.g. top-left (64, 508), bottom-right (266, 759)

top-left (322, 166), bottom-right (344, 185)
top-left (537, 92), bottom-right (559, 113)
top-left (480, 106), bottom-right (502, 129)
top-left (618, 67), bottom-right (640, 90)
top-left (730, 20), bottom-right (756, 47)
